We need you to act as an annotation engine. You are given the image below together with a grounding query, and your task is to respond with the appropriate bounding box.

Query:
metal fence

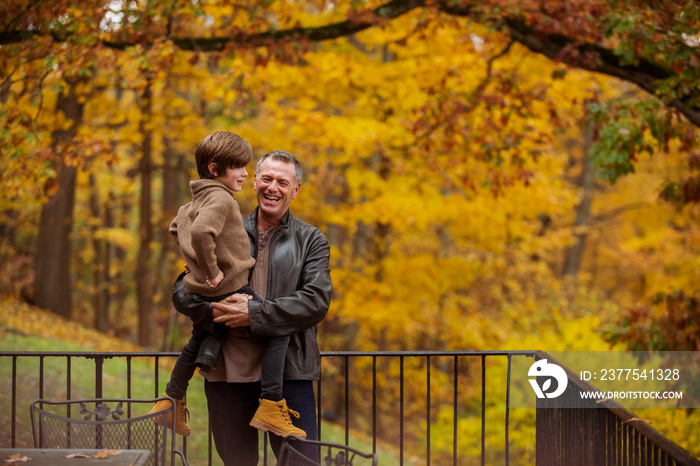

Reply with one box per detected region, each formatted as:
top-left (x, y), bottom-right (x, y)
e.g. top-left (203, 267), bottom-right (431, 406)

top-left (1, 350), bottom-right (698, 466)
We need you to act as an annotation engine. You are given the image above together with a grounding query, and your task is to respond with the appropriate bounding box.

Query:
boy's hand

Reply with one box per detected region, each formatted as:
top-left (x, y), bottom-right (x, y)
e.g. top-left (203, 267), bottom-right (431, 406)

top-left (207, 270), bottom-right (224, 289)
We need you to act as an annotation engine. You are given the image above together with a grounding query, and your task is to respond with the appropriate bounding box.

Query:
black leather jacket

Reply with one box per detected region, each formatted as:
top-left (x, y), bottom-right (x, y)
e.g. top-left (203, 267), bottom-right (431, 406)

top-left (171, 208), bottom-right (332, 380)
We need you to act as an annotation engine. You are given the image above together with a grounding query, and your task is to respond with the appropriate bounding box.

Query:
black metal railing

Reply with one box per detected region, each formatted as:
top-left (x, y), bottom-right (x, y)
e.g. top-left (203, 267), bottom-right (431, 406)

top-left (1, 350), bottom-right (698, 466)
top-left (318, 351), bottom-right (537, 466)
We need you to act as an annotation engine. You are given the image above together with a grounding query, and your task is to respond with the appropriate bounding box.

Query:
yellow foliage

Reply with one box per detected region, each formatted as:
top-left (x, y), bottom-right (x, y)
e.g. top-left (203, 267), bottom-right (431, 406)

top-left (1, 2), bottom-right (699, 462)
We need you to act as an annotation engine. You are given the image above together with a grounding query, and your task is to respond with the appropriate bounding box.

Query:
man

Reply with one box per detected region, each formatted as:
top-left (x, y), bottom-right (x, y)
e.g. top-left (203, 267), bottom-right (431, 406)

top-left (171, 150), bottom-right (332, 465)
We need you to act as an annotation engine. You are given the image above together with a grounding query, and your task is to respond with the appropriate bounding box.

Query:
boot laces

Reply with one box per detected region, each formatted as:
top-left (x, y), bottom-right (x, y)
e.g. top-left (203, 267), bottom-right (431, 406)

top-left (177, 400), bottom-right (190, 423)
top-left (281, 406), bottom-right (300, 425)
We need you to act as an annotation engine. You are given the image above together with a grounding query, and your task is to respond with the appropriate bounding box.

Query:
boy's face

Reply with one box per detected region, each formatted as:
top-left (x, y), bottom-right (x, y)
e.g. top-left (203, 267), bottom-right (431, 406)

top-left (213, 165), bottom-right (248, 192)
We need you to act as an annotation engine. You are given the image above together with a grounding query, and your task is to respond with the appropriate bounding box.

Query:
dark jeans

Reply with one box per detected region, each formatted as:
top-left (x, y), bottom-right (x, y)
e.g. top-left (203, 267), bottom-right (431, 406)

top-left (205, 379), bottom-right (318, 466)
top-left (165, 285), bottom-right (289, 401)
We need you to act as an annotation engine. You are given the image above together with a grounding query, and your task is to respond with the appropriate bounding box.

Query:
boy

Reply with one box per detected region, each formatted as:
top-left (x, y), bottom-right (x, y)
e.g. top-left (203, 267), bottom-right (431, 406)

top-left (151, 131), bottom-right (305, 440)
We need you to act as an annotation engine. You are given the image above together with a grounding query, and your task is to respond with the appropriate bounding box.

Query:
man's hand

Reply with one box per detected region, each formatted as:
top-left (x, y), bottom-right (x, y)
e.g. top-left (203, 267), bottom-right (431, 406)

top-left (212, 293), bottom-right (252, 327)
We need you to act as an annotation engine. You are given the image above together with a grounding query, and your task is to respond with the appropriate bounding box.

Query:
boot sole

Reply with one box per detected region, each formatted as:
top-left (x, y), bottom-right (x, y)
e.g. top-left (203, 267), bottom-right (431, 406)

top-left (249, 418), bottom-right (306, 439)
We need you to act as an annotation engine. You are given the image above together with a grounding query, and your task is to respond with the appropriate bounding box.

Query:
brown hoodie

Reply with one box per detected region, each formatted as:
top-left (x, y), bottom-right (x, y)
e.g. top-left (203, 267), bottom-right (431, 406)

top-left (170, 179), bottom-right (255, 297)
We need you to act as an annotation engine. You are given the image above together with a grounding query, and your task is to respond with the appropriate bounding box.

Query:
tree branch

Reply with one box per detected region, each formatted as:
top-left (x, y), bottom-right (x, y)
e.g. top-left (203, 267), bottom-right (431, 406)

top-left (434, 1), bottom-right (699, 126)
top-left (502, 18), bottom-right (700, 127)
top-left (115, 0), bottom-right (427, 51)
top-left (1, 0), bottom-right (698, 127)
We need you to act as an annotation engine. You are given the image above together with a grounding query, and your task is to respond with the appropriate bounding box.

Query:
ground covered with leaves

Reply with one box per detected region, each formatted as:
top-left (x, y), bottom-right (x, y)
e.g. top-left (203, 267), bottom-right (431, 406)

top-left (0, 295), bottom-right (141, 352)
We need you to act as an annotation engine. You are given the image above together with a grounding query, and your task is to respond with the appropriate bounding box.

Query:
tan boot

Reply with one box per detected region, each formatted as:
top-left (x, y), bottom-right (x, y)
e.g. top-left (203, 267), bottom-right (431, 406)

top-left (149, 394), bottom-right (191, 437)
top-left (249, 398), bottom-right (307, 438)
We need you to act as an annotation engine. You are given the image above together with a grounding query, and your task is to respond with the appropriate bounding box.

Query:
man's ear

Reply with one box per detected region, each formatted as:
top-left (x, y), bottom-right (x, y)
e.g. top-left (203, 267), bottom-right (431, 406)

top-left (208, 162), bottom-right (218, 177)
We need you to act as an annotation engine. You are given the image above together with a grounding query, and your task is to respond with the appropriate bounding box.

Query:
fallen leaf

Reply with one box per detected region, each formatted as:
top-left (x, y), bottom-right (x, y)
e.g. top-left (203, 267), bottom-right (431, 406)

top-left (3, 454), bottom-right (31, 464)
top-left (93, 450), bottom-right (122, 458)
top-left (66, 453), bottom-right (90, 458)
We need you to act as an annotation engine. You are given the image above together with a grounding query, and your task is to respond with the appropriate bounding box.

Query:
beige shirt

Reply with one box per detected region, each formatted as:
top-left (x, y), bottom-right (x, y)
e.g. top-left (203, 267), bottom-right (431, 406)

top-left (199, 227), bottom-right (277, 382)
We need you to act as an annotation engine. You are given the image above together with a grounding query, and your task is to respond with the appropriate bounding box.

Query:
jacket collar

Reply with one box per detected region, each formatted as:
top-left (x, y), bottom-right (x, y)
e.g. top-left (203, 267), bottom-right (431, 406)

top-left (246, 207), bottom-right (291, 232)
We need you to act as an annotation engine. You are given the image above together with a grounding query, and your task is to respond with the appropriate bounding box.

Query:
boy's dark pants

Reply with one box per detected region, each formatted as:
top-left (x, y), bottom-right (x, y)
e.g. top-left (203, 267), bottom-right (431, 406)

top-left (165, 286), bottom-right (289, 401)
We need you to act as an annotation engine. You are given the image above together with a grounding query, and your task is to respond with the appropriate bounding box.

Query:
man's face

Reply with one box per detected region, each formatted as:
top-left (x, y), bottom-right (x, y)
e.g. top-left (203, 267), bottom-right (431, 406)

top-left (254, 157), bottom-right (300, 223)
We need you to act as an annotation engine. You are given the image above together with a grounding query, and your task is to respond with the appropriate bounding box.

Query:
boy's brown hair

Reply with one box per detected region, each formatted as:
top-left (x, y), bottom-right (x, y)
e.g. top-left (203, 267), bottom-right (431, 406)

top-left (195, 131), bottom-right (253, 179)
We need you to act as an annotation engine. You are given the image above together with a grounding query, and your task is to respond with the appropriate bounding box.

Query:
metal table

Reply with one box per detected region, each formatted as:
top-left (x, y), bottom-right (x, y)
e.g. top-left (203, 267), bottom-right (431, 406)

top-left (0, 448), bottom-right (151, 465)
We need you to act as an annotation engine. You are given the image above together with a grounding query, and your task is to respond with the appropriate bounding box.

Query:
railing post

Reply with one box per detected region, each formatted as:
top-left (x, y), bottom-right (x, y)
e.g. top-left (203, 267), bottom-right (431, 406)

top-left (317, 371), bottom-right (322, 440)
top-left (126, 356), bottom-right (132, 399)
top-left (481, 354), bottom-right (486, 466)
top-left (94, 356), bottom-right (103, 398)
top-left (66, 357), bottom-right (72, 400)
top-left (344, 355), bottom-right (349, 445)
top-left (39, 356), bottom-right (44, 399)
top-left (400, 355), bottom-right (404, 466)
top-left (426, 354), bottom-right (431, 466)
top-left (11, 355), bottom-right (17, 448)
top-left (372, 356), bottom-right (377, 454)
top-left (453, 355), bottom-right (458, 466)
top-left (153, 355), bottom-right (160, 397)
top-left (505, 354), bottom-right (511, 466)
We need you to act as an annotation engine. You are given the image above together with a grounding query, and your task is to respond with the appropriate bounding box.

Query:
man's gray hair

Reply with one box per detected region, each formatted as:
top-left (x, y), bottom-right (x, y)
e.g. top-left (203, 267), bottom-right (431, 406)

top-left (256, 150), bottom-right (303, 185)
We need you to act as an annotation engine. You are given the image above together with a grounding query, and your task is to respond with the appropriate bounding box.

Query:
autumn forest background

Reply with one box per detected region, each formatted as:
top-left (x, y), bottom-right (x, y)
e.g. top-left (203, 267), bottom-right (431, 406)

top-left (1, 0), bottom-right (700, 462)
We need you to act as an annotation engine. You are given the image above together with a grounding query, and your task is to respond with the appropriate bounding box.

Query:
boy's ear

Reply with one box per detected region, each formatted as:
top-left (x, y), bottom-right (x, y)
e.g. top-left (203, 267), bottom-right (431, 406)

top-left (208, 162), bottom-right (218, 177)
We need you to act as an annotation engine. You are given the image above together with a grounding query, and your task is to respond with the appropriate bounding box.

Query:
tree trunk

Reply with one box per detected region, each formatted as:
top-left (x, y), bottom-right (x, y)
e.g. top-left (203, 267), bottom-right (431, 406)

top-left (111, 190), bottom-right (130, 333)
top-left (33, 80), bottom-right (85, 318)
top-left (159, 136), bottom-right (184, 289)
top-left (158, 135), bottom-right (185, 350)
top-left (562, 119), bottom-right (596, 277)
top-left (103, 183), bottom-right (115, 328)
top-left (136, 81), bottom-right (154, 347)
top-left (0, 210), bottom-right (18, 249)
top-left (89, 173), bottom-right (110, 331)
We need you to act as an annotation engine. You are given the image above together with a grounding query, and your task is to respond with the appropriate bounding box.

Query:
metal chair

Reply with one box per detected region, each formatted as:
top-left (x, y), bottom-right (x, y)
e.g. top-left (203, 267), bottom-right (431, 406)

top-left (277, 435), bottom-right (378, 466)
top-left (30, 397), bottom-right (188, 466)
